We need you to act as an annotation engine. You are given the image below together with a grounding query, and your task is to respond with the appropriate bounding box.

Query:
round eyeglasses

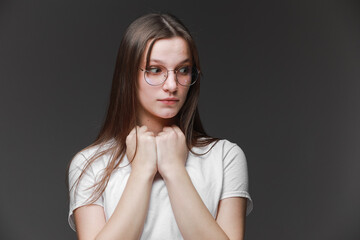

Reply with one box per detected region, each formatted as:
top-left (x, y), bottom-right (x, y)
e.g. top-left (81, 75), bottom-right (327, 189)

top-left (140, 65), bottom-right (200, 87)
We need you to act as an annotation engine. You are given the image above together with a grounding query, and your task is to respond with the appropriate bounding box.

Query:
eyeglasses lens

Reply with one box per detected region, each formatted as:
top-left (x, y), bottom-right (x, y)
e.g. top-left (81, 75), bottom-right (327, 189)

top-left (145, 66), bottom-right (198, 86)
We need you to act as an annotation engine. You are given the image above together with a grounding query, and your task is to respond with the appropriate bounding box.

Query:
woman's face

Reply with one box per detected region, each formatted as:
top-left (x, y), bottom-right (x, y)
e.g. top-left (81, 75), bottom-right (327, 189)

top-left (137, 37), bottom-right (191, 123)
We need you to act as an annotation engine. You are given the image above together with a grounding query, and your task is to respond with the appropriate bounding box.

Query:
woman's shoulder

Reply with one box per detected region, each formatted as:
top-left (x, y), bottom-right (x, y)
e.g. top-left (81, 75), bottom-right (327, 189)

top-left (70, 139), bottom-right (116, 170)
top-left (194, 137), bottom-right (244, 156)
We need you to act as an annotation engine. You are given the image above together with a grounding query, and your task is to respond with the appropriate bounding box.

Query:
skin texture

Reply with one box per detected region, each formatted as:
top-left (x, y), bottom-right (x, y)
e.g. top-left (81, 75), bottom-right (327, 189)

top-left (73, 37), bottom-right (247, 240)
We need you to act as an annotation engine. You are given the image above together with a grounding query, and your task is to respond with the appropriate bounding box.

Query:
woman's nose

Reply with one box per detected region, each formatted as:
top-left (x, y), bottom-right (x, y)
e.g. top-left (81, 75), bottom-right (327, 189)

top-left (162, 71), bottom-right (178, 92)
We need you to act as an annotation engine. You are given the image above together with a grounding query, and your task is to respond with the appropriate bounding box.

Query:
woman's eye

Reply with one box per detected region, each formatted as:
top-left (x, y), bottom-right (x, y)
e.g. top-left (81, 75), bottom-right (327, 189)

top-left (178, 66), bottom-right (190, 74)
top-left (148, 67), bottom-right (163, 74)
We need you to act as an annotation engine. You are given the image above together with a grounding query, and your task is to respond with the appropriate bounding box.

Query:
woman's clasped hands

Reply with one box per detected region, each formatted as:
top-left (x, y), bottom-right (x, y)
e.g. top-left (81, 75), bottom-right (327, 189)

top-left (125, 125), bottom-right (189, 179)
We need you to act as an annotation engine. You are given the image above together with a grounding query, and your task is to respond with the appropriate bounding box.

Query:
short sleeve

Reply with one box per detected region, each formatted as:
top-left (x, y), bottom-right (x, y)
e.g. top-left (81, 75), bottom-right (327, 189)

top-left (220, 144), bottom-right (253, 216)
top-left (68, 152), bottom-right (104, 231)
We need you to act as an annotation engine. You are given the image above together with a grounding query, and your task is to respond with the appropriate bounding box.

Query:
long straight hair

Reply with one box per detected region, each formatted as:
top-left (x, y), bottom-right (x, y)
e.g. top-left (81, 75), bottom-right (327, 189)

top-left (68, 13), bottom-right (221, 204)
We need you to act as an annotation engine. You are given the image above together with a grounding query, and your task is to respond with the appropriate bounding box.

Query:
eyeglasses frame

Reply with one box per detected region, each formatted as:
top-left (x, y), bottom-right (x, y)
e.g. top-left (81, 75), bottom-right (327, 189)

top-left (139, 66), bottom-right (200, 87)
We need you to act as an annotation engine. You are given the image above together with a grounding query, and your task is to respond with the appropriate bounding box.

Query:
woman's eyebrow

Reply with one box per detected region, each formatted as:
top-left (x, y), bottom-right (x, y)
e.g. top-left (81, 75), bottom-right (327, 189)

top-left (149, 58), bottom-right (191, 64)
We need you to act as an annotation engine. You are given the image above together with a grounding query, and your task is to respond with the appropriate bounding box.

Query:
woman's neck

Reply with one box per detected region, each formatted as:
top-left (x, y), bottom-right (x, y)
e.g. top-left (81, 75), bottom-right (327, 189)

top-left (137, 115), bottom-right (178, 136)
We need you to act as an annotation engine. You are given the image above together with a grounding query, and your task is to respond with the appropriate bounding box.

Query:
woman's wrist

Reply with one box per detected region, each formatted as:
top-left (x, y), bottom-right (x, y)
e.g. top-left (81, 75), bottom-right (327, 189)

top-left (131, 166), bottom-right (157, 181)
top-left (159, 162), bottom-right (187, 182)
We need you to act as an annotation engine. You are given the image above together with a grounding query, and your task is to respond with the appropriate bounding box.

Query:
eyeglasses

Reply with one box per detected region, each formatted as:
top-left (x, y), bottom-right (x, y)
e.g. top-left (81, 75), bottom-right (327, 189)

top-left (140, 65), bottom-right (200, 87)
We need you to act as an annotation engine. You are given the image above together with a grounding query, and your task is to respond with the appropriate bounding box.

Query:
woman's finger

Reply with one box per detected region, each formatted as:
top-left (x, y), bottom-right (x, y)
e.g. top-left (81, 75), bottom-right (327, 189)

top-left (157, 131), bottom-right (165, 136)
top-left (147, 131), bottom-right (155, 136)
top-left (139, 125), bottom-right (148, 132)
top-left (171, 125), bottom-right (183, 136)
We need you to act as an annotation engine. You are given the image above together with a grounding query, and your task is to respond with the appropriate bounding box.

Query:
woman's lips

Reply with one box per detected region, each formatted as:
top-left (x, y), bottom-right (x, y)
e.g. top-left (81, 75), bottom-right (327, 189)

top-left (158, 100), bottom-right (179, 105)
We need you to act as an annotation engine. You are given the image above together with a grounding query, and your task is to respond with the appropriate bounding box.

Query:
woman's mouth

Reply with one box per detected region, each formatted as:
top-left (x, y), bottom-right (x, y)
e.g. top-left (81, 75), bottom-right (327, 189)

top-left (158, 99), bottom-right (179, 105)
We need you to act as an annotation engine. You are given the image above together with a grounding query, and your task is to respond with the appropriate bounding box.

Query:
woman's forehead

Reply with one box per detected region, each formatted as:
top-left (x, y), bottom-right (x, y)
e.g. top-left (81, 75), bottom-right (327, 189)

top-left (142, 37), bottom-right (192, 65)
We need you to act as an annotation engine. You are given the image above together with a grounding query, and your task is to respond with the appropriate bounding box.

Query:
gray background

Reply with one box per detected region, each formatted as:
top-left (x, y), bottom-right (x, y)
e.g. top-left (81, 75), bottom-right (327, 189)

top-left (1, 0), bottom-right (359, 239)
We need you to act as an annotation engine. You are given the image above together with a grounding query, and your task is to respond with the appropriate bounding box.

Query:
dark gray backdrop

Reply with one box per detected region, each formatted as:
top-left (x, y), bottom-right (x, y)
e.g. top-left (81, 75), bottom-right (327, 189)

top-left (1, 0), bottom-right (359, 239)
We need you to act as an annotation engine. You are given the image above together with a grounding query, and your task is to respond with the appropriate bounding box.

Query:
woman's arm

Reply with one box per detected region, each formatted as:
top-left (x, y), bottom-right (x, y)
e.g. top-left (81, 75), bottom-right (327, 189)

top-left (156, 126), bottom-right (247, 240)
top-left (74, 126), bottom-right (158, 240)
top-left (216, 197), bottom-right (247, 240)
top-left (73, 205), bottom-right (106, 239)
top-left (162, 167), bottom-right (246, 240)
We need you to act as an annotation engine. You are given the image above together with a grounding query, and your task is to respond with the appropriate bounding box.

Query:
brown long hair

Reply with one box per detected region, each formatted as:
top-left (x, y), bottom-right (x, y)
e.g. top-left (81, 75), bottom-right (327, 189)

top-left (68, 12), bottom-right (221, 204)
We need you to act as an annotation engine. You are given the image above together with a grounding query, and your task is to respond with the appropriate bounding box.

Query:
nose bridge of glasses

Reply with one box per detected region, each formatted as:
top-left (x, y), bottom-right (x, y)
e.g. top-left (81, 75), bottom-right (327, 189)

top-left (160, 70), bottom-right (177, 89)
top-left (165, 69), bottom-right (177, 81)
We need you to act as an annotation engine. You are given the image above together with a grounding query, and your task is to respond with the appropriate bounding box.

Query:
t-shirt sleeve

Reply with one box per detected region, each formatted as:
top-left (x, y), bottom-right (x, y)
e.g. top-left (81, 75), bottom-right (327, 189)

top-left (68, 152), bottom-right (104, 231)
top-left (220, 144), bottom-right (253, 216)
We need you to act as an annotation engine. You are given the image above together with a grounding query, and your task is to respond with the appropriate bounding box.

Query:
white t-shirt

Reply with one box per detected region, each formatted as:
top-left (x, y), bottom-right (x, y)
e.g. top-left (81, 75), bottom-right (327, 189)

top-left (68, 138), bottom-right (253, 239)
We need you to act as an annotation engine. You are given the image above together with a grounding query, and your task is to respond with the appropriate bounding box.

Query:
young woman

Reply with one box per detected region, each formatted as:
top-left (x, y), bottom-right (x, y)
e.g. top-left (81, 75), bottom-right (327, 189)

top-left (67, 13), bottom-right (253, 240)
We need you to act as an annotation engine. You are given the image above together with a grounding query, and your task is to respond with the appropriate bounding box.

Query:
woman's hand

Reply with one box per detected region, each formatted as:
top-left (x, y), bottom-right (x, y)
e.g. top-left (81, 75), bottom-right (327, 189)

top-left (126, 125), bottom-right (158, 177)
top-left (155, 125), bottom-right (188, 178)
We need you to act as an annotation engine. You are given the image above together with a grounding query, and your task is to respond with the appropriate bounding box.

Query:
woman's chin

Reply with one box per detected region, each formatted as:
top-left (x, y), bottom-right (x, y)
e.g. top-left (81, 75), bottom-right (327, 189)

top-left (157, 111), bottom-right (179, 120)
